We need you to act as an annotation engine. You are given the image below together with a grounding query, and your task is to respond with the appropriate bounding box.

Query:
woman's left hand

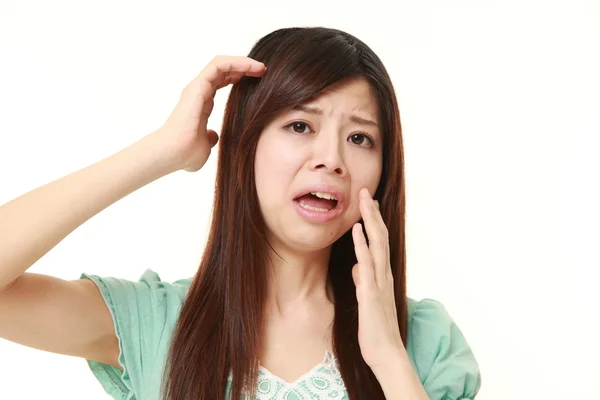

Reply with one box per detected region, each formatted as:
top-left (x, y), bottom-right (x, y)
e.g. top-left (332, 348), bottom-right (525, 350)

top-left (351, 188), bottom-right (405, 372)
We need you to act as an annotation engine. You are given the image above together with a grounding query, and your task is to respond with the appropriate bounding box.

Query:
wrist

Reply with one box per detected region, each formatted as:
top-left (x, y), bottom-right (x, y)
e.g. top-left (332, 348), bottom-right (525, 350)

top-left (136, 131), bottom-right (183, 176)
top-left (371, 348), bottom-right (429, 400)
top-left (370, 346), bottom-right (409, 378)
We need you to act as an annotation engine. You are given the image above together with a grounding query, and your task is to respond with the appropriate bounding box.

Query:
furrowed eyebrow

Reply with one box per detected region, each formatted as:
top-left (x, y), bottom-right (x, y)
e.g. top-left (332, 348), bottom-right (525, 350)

top-left (291, 104), bottom-right (379, 128)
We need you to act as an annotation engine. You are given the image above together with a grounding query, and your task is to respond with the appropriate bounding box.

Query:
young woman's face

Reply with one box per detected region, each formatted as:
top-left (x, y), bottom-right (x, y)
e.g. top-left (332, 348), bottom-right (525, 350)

top-left (254, 76), bottom-right (383, 253)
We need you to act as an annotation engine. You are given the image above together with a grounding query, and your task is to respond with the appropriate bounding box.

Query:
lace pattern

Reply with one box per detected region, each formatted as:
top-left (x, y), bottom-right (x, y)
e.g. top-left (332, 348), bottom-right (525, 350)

top-left (226, 351), bottom-right (347, 400)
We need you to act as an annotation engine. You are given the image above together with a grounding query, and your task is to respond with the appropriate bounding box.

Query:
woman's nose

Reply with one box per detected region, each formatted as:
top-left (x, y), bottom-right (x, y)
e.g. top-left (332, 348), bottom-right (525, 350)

top-left (309, 132), bottom-right (347, 176)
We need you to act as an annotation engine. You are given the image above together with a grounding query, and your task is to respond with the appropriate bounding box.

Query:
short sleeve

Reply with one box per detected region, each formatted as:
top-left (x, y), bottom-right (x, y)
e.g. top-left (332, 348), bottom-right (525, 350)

top-left (80, 269), bottom-right (192, 400)
top-left (406, 298), bottom-right (481, 400)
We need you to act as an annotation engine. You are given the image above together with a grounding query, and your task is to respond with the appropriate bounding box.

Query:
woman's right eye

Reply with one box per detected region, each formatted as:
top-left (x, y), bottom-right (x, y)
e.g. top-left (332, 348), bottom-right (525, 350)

top-left (285, 121), bottom-right (313, 134)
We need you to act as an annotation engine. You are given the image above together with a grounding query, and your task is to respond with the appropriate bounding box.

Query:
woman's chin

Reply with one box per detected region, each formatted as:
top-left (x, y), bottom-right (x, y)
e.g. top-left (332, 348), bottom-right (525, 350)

top-left (264, 217), bottom-right (353, 254)
top-left (283, 230), bottom-right (344, 252)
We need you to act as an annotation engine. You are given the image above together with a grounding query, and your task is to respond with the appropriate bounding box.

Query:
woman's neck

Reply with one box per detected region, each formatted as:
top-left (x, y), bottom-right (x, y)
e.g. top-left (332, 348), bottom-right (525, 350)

top-left (264, 244), bottom-right (333, 316)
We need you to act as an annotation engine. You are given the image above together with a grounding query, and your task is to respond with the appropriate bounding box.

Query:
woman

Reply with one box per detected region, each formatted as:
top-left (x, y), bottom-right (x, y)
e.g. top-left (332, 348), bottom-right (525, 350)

top-left (0, 27), bottom-right (480, 399)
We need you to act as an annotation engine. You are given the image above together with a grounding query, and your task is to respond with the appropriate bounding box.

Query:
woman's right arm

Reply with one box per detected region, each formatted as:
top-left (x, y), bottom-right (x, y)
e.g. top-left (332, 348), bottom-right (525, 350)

top-left (0, 56), bottom-right (266, 368)
top-left (0, 133), bottom-right (182, 368)
top-left (0, 133), bottom-right (180, 293)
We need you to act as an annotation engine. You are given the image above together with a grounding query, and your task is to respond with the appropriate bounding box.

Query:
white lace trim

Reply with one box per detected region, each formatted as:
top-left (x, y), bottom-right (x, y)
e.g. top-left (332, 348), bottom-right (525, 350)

top-left (227, 351), bottom-right (347, 400)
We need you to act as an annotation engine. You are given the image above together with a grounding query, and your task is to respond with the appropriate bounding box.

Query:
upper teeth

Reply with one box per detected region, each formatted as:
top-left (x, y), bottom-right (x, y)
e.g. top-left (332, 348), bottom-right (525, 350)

top-left (311, 192), bottom-right (337, 200)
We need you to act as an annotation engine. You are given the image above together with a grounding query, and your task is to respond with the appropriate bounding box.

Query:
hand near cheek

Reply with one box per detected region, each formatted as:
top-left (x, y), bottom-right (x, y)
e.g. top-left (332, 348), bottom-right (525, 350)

top-left (352, 188), bottom-right (404, 371)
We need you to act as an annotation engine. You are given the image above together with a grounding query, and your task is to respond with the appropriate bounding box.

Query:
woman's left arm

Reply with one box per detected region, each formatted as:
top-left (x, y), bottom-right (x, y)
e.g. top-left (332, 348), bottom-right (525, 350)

top-left (352, 188), bottom-right (481, 400)
top-left (369, 347), bottom-right (430, 400)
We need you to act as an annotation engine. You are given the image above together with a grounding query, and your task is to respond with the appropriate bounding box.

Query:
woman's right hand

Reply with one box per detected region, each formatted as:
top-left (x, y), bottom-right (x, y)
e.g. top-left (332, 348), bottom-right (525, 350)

top-left (151, 56), bottom-right (267, 172)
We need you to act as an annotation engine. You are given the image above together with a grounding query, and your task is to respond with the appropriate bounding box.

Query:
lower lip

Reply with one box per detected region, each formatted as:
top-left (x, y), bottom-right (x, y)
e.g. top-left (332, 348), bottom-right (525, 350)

top-left (292, 200), bottom-right (343, 223)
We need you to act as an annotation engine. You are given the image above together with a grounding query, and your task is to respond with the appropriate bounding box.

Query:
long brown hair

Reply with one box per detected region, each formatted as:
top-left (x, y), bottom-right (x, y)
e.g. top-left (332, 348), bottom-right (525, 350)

top-left (161, 27), bottom-right (407, 400)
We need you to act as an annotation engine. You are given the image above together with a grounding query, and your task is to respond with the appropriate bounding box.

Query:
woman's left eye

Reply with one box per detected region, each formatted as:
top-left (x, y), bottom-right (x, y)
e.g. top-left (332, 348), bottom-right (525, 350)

top-left (348, 133), bottom-right (374, 148)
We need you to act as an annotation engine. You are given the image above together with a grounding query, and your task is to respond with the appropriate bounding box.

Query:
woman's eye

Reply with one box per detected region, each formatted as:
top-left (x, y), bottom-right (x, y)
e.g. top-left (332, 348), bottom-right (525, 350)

top-left (348, 133), bottom-right (374, 147)
top-left (286, 121), bottom-right (312, 134)
top-left (285, 122), bottom-right (374, 148)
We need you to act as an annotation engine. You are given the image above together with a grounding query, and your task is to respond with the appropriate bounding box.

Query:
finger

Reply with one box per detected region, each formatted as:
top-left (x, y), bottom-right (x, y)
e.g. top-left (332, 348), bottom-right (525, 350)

top-left (215, 70), bottom-right (256, 89)
top-left (351, 264), bottom-right (364, 303)
top-left (372, 200), bottom-right (389, 252)
top-left (201, 56), bottom-right (266, 91)
top-left (206, 129), bottom-right (219, 148)
top-left (373, 199), bottom-right (392, 279)
top-left (351, 263), bottom-right (360, 286)
top-left (372, 200), bottom-right (385, 228)
top-left (359, 189), bottom-right (388, 285)
top-left (195, 72), bottom-right (242, 107)
top-left (352, 222), bottom-right (376, 287)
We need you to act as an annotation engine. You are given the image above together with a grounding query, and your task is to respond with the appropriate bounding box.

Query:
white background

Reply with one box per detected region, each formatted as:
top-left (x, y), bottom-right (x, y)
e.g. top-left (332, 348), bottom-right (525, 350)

top-left (1, 0), bottom-right (599, 398)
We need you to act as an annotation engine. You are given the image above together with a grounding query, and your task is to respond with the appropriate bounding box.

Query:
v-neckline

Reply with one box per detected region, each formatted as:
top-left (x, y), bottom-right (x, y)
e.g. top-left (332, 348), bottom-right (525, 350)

top-left (257, 350), bottom-right (339, 386)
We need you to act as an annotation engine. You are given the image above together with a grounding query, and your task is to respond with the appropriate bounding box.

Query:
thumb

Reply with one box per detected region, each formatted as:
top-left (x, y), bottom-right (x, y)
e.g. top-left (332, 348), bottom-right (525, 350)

top-left (352, 263), bottom-right (361, 287)
top-left (207, 129), bottom-right (219, 148)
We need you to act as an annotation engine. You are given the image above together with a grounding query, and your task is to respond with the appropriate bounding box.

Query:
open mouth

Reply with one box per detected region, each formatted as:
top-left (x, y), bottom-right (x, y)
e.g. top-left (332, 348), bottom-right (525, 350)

top-left (293, 191), bottom-right (339, 212)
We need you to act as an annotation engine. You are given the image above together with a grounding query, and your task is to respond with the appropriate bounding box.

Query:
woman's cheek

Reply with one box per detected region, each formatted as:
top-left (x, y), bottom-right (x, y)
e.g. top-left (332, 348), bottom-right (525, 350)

top-left (346, 198), bottom-right (362, 223)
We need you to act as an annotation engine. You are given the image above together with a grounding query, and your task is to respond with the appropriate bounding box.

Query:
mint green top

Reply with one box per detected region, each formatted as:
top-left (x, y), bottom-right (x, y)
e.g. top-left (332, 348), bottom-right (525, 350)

top-left (80, 269), bottom-right (481, 400)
